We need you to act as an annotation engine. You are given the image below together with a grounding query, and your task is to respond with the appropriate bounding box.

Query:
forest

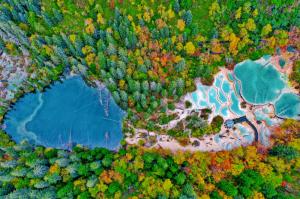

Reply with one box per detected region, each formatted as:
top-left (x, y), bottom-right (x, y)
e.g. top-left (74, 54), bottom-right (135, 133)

top-left (0, 0), bottom-right (299, 198)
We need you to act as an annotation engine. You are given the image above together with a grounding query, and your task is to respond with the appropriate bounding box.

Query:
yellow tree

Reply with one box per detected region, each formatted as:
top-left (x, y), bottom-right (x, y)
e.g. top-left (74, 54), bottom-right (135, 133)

top-left (97, 13), bottom-right (105, 25)
top-left (244, 146), bottom-right (261, 169)
top-left (245, 18), bottom-right (256, 32)
top-left (162, 179), bottom-right (173, 196)
top-left (229, 33), bottom-right (240, 56)
top-left (177, 19), bottom-right (185, 31)
top-left (251, 192), bottom-right (265, 199)
top-left (185, 42), bottom-right (196, 55)
top-left (74, 178), bottom-right (87, 192)
top-left (261, 24), bottom-right (272, 37)
top-left (235, 7), bottom-right (242, 20)
top-left (275, 30), bottom-right (289, 47)
top-left (85, 18), bottom-right (95, 34)
top-left (209, 1), bottom-right (221, 17)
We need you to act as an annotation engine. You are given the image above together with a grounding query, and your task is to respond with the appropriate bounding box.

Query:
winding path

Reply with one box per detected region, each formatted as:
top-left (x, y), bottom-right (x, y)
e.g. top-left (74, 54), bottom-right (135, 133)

top-left (233, 116), bottom-right (258, 142)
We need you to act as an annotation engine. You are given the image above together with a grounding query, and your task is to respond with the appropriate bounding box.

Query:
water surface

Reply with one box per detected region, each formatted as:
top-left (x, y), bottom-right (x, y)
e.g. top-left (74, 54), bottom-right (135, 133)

top-left (3, 76), bottom-right (125, 150)
top-left (234, 60), bottom-right (285, 104)
top-left (274, 93), bottom-right (300, 119)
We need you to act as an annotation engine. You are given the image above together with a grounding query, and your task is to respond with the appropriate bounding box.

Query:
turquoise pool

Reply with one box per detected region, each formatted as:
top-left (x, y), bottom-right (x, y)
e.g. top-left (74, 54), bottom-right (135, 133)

top-left (274, 93), bottom-right (300, 119)
top-left (208, 88), bottom-right (221, 113)
top-left (230, 92), bottom-right (245, 116)
top-left (3, 76), bottom-right (125, 150)
top-left (189, 73), bottom-right (245, 118)
top-left (234, 60), bottom-right (285, 104)
top-left (234, 58), bottom-right (300, 119)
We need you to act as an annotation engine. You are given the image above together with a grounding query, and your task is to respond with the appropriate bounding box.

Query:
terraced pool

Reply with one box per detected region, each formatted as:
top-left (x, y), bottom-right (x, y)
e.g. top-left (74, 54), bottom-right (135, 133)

top-left (188, 72), bottom-right (245, 119)
top-left (3, 76), bottom-right (125, 149)
top-left (188, 56), bottom-right (299, 135)
top-left (234, 58), bottom-right (300, 119)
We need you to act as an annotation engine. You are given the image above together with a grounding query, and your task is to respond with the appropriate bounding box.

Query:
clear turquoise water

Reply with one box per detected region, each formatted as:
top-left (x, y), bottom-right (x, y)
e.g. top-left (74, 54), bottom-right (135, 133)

top-left (237, 125), bottom-right (253, 142)
top-left (274, 93), bottom-right (300, 119)
top-left (230, 92), bottom-right (244, 116)
top-left (191, 93), bottom-right (198, 104)
top-left (190, 74), bottom-right (245, 118)
top-left (233, 78), bottom-right (241, 96)
top-left (234, 60), bottom-right (285, 104)
top-left (254, 111), bottom-right (274, 126)
top-left (200, 101), bottom-right (208, 107)
top-left (3, 76), bottom-right (125, 150)
top-left (209, 88), bottom-right (221, 113)
top-left (215, 77), bottom-right (222, 87)
top-left (221, 107), bottom-right (229, 117)
top-left (227, 73), bottom-right (235, 82)
top-left (190, 57), bottom-right (299, 121)
top-left (221, 81), bottom-right (231, 94)
top-left (218, 91), bottom-right (227, 103)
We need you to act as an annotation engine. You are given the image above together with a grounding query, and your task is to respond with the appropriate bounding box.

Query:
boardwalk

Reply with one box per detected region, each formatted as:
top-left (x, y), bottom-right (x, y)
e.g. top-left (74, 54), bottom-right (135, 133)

top-left (233, 116), bottom-right (259, 142)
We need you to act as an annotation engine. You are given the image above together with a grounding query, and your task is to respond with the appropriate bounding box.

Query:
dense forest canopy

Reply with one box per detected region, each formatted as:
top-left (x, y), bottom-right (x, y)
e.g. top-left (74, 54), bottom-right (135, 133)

top-left (0, 0), bottom-right (299, 198)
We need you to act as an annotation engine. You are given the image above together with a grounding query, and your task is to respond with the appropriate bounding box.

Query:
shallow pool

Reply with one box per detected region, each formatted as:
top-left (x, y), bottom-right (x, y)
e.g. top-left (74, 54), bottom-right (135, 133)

top-left (3, 76), bottom-right (125, 150)
top-left (189, 72), bottom-right (245, 118)
top-left (274, 93), bottom-right (300, 119)
top-left (234, 60), bottom-right (285, 104)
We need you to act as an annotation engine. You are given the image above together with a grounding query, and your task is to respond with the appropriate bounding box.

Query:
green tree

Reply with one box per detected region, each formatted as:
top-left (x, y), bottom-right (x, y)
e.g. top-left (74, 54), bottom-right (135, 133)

top-left (269, 145), bottom-right (298, 160)
top-left (217, 180), bottom-right (238, 197)
top-left (261, 183), bottom-right (278, 199)
top-left (175, 172), bottom-right (186, 185)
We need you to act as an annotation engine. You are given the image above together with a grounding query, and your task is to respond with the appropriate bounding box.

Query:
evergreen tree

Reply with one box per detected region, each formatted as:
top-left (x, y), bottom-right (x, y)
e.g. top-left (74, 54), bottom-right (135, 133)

top-left (83, 33), bottom-right (94, 47)
top-left (182, 10), bottom-right (192, 26)
top-left (133, 91), bottom-right (140, 102)
top-left (33, 165), bottom-right (49, 178)
top-left (173, 0), bottom-right (180, 13)
top-left (61, 33), bottom-right (77, 56)
top-left (52, 34), bottom-right (65, 48)
top-left (112, 91), bottom-right (121, 104)
top-left (34, 181), bottom-right (49, 189)
top-left (107, 43), bottom-right (117, 55)
top-left (42, 12), bottom-right (54, 27)
top-left (142, 81), bottom-right (149, 93)
top-left (52, 7), bottom-right (63, 22)
top-left (116, 67), bottom-right (124, 79)
top-left (55, 158), bottom-right (70, 167)
top-left (120, 90), bottom-right (128, 102)
top-left (150, 81), bottom-right (157, 92)
top-left (118, 47), bottom-right (128, 63)
top-left (175, 59), bottom-right (186, 72)
top-left (269, 145), bottom-right (298, 160)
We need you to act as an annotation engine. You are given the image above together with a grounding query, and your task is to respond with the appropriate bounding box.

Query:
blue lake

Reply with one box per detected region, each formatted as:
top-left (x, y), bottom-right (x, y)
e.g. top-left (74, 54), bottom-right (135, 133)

top-left (3, 76), bottom-right (125, 150)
